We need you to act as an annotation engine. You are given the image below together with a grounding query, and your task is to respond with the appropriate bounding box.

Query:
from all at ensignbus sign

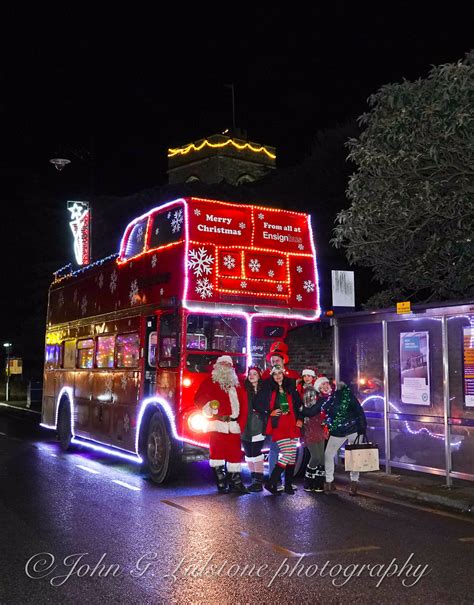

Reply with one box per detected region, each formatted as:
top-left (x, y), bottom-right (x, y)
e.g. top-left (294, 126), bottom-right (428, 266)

top-left (41, 197), bottom-right (320, 483)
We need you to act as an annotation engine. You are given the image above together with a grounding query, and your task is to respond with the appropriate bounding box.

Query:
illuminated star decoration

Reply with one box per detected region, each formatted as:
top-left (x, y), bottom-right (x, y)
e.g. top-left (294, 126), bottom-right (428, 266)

top-left (67, 202), bottom-right (90, 265)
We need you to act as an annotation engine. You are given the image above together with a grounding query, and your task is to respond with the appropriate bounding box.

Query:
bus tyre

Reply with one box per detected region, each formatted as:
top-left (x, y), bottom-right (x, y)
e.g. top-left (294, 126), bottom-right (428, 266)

top-left (146, 410), bottom-right (178, 484)
top-left (58, 403), bottom-right (73, 451)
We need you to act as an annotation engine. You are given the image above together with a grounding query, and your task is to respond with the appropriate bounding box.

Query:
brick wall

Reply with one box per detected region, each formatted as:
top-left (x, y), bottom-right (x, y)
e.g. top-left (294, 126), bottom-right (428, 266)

top-left (287, 321), bottom-right (334, 378)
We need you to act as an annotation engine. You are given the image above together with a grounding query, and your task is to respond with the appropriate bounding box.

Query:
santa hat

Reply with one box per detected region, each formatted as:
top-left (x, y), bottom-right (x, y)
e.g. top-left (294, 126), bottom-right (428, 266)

top-left (215, 355), bottom-right (233, 366)
top-left (314, 376), bottom-right (330, 392)
top-left (302, 368), bottom-right (316, 378)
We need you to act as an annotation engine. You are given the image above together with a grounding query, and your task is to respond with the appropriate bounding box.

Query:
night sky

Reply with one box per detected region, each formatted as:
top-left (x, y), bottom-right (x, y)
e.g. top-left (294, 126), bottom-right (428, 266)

top-left (1, 4), bottom-right (473, 372)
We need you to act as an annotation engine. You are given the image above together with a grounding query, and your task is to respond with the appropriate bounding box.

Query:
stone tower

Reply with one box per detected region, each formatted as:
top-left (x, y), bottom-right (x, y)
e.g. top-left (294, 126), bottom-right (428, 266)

top-left (167, 130), bottom-right (276, 186)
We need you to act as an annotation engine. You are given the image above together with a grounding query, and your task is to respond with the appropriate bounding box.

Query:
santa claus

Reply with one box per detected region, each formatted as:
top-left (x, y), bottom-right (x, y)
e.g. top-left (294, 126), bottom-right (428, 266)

top-left (194, 355), bottom-right (249, 494)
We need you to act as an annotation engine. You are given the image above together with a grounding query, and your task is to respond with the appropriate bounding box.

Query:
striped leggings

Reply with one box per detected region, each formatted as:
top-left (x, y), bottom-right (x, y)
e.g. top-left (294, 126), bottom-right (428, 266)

top-left (276, 438), bottom-right (298, 467)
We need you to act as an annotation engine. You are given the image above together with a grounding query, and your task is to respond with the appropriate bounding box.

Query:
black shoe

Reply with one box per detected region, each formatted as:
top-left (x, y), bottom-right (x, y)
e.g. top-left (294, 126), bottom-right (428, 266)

top-left (214, 466), bottom-right (228, 493)
top-left (229, 472), bottom-right (249, 495)
top-left (313, 465), bottom-right (325, 493)
top-left (304, 467), bottom-right (317, 492)
top-left (284, 465), bottom-right (296, 495)
top-left (248, 472), bottom-right (264, 492)
top-left (264, 465), bottom-right (284, 495)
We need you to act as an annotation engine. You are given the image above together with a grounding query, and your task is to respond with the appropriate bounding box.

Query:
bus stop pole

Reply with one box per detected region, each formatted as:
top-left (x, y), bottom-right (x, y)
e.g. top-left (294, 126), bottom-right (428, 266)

top-left (442, 316), bottom-right (452, 487)
top-left (382, 320), bottom-right (391, 475)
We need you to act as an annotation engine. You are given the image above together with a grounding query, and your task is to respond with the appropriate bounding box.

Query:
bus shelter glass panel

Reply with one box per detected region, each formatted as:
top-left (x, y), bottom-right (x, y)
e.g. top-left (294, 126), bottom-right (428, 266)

top-left (387, 317), bottom-right (444, 471)
top-left (338, 322), bottom-right (384, 454)
top-left (390, 419), bottom-right (445, 470)
top-left (447, 313), bottom-right (474, 477)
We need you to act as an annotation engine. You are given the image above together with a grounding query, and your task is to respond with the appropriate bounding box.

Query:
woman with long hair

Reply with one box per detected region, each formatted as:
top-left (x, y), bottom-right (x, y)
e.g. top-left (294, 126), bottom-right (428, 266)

top-left (254, 366), bottom-right (304, 495)
top-left (240, 366), bottom-right (266, 492)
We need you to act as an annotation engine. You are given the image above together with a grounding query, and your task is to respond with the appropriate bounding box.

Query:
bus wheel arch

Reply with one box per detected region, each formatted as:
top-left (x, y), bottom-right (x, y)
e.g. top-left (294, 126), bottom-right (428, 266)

top-left (57, 396), bottom-right (73, 451)
top-left (139, 404), bottom-right (179, 485)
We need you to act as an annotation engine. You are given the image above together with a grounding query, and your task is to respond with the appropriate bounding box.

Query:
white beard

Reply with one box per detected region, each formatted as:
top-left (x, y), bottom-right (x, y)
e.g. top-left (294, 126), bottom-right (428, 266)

top-left (212, 365), bottom-right (239, 392)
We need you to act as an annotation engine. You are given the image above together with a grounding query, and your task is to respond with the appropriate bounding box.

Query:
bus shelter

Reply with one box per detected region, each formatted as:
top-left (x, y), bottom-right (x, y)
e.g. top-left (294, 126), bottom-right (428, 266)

top-left (332, 301), bottom-right (474, 485)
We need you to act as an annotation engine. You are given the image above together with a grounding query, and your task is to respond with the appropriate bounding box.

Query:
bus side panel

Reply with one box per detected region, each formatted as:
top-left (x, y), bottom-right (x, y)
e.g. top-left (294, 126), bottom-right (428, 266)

top-left (42, 369), bottom-right (57, 425)
top-left (73, 370), bottom-right (92, 437)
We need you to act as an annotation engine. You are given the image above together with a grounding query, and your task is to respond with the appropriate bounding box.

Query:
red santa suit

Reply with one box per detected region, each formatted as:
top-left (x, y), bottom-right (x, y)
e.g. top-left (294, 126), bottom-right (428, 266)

top-left (194, 378), bottom-right (247, 472)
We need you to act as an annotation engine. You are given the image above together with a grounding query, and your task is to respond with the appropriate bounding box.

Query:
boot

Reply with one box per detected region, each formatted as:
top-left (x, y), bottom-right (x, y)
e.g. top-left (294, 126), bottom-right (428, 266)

top-left (349, 481), bottom-right (359, 496)
top-left (324, 481), bottom-right (336, 493)
top-left (229, 472), bottom-right (250, 495)
top-left (248, 472), bottom-right (264, 492)
top-left (313, 465), bottom-right (325, 493)
top-left (284, 465), bottom-right (296, 495)
top-left (304, 467), bottom-right (317, 492)
top-left (264, 464), bottom-right (284, 495)
top-left (214, 465), bottom-right (228, 493)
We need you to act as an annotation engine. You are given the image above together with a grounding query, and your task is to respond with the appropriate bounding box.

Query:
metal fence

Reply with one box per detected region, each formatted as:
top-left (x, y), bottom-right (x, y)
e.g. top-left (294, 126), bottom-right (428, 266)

top-left (333, 302), bottom-right (474, 484)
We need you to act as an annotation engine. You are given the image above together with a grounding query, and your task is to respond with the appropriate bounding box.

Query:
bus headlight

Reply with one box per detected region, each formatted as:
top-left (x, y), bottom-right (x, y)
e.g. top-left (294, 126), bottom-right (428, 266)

top-left (188, 412), bottom-right (208, 432)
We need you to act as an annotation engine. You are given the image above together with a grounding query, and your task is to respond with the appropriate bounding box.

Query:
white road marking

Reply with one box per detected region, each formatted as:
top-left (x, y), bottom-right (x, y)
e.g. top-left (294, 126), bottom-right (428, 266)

top-left (458, 537), bottom-right (474, 542)
top-left (112, 480), bottom-right (141, 491)
top-left (76, 464), bottom-right (100, 474)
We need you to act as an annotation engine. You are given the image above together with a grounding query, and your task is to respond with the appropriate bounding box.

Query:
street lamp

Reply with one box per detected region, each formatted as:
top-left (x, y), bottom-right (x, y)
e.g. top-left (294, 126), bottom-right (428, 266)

top-left (3, 342), bottom-right (12, 402)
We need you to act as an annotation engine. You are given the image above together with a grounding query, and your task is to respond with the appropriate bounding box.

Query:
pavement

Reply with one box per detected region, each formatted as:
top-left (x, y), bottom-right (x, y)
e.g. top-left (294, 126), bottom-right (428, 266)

top-left (2, 398), bottom-right (474, 516)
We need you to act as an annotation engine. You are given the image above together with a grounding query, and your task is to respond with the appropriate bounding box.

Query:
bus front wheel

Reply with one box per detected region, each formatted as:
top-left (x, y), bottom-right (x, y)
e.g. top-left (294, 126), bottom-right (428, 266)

top-left (58, 402), bottom-right (73, 451)
top-left (145, 409), bottom-right (177, 484)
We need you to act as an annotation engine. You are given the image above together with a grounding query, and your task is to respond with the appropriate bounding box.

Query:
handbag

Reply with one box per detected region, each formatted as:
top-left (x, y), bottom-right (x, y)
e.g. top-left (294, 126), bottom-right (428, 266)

top-left (345, 434), bottom-right (379, 472)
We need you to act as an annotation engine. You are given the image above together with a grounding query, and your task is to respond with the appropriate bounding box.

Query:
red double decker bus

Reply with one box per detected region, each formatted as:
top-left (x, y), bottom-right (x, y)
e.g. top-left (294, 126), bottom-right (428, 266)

top-left (41, 197), bottom-right (320, 483)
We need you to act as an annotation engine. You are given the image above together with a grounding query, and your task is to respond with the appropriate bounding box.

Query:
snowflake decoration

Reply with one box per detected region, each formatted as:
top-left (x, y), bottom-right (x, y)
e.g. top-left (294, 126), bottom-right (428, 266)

top-left (296, 265), bottom-right (303, 273)
top-left (194, 208), bottom-right (201, 216)
top-left (81, 295), bottom-right (88, 316)
top-left (123, 413), bottom-right (130, 433)
top-left (170, 209), bottom-right (184, 234)
top-left (277, 259), bottom-right (284, 266)
top-left (276, 284), bottom-right (283, 292)
top-left (239, 222), bottom-right (246, 229)
top-left (159, 288), bottom-right (164, 295)
top-left (167, 212), bottom-right (171, 219)
top-left (258, 213), bottom-right (264, 220)
top-left (296, 294), bottom-right (303, 302)
top-left (154, 226), bottom-right (160, 236)
top-left (151, 254), bottom-right (157, 268)
top-left (298, 244), bottom-right (305, 250)
top-left (240, 281), bottom-right (248, 289)
top-left (129, 279), bottom-right (140, 305)
top-left (121, 374), bottom-right (128, 390)
top-left (303, 280), bottom-right (315, 293)
top-left (110, 270), bottom-right (118, 293)
top-left (188, 247), bottom-right (214, 277)
top-left (248, 258), bottom-right (261, 273)
top-left (268, 269), bottom-right (275, 277)
top-left (98, 273), bottom-right (104, 288)
top-left (104, 373), bottom-right (113, 395)
top-left (195, 278), bottom-right (213, 299)
top-left (223, 255), bottom-right (236, 270)
top-left (136, 226), bottom-right (144, 242)
top-left (58, 291), bottom-right (64, 308)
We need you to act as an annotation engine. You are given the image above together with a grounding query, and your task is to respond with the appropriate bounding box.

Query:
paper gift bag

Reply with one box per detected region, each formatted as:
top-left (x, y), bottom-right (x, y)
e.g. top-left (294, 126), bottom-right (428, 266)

top-left (345, 436), bottom-right (380, 472)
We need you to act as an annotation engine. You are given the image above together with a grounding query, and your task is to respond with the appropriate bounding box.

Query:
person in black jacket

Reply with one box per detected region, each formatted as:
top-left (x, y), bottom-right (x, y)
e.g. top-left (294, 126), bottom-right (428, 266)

top-left (320, 379), bottom-right (367, 496)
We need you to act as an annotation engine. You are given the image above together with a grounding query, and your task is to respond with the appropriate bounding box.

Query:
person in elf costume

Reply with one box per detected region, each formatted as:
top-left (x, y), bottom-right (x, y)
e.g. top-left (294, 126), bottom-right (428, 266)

top-left (297, 370), bottom-right (327, 493)
top-left (194, 355), bottom-right (249, 495)
top-left (321, 380), bottom-right (367, 495)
